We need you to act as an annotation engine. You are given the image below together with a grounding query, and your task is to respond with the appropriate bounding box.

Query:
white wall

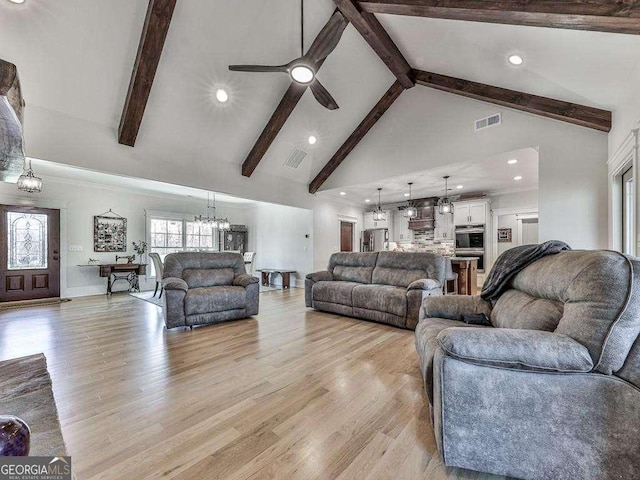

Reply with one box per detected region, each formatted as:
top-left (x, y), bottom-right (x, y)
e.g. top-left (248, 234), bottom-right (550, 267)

top-left (243, 203), bottom-right (313, 288)
top-left (0, 176), bottom-right (251, 297)
top-left (311, 197), bottom-right (364, 271)
top-left (491, 190), bottom-right (538, 211)
top-left (609, 63), bottom-right (640, 158)
top-left (318, 87), bottom-right (609, 250)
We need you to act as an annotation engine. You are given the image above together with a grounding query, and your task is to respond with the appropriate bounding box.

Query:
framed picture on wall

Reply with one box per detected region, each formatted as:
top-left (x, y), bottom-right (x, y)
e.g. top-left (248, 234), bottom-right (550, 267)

top-left (497, 228), bottom-right (512, 243)
top-left (94, 210), bottom-right (127, 252)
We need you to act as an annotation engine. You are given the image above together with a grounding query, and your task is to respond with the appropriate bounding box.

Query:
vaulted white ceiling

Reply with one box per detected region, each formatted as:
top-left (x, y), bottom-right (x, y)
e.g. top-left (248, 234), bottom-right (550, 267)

top-left (1, 0), bottom-right (639, 201)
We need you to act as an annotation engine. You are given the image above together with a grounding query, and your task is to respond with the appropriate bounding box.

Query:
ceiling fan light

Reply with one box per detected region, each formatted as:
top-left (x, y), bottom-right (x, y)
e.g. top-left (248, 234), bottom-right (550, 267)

top-left (290, 64), bottom-right (314, 84)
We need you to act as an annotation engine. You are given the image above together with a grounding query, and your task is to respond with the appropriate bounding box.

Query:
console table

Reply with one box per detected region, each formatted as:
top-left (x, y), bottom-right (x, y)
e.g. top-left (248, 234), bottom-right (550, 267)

top-left (256, 269), bottom-right (296, 290)
top-left (78, 263), bottom-right (147, 295)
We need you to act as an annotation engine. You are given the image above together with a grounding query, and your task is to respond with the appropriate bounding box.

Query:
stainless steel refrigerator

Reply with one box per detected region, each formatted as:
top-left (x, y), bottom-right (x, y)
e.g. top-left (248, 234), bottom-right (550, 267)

top-left (361, 229), bottom-right (389, 252)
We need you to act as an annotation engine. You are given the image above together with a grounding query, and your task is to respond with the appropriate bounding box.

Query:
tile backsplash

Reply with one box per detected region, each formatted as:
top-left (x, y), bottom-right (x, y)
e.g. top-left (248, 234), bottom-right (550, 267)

top-left (392, 229), bottom-right (455, 256)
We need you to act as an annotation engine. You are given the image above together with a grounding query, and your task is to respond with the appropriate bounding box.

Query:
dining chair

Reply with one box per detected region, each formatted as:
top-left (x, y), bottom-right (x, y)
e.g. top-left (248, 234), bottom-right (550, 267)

top-left (149, 252), bottom-right (164, 298)
top-left (243, 251), bottom-right (256, 274)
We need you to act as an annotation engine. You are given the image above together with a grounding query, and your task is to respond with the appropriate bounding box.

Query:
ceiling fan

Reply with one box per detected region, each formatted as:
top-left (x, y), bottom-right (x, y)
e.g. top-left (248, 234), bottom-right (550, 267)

top-left (229, 0), bottom-right (345, 110)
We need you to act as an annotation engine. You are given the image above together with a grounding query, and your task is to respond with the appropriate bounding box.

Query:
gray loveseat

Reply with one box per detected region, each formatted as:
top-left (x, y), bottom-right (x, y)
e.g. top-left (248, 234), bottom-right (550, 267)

top-left (306, 252), bottom-right (445, 329)
top-left (162, 252), bottom-right (259, 329)
top-left (416, 250), bottom-right (640, 479)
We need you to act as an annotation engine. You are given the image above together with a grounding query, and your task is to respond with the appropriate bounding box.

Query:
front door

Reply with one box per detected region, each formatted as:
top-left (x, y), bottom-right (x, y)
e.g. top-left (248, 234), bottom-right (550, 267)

top-left (340, 221), bottom-right (353, 252)
top-left (0, 205), bottom-right (60, 301)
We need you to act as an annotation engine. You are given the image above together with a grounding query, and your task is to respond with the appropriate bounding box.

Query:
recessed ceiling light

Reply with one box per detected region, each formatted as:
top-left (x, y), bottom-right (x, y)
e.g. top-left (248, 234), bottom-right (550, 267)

top-left (7, 0), bottom-right (25, 3)
top-left (215, 89), bottom-right (229, 103)
top-left (340, 192), bottom-right (346, 196)
top-left (365, 199), bottom-right (370, 203)
top-left (404, 193), bottom-right (410, 197)
top-left (508, 55), bottom-right (524, 66)
top-left (456, 185), bottom-right (464, 189)
top-left (508, 159), bottom-right (518, 165)
top-left (308, 135), bottom-right (317, 145)
top-left (514, 175), bottom-right (523, 181)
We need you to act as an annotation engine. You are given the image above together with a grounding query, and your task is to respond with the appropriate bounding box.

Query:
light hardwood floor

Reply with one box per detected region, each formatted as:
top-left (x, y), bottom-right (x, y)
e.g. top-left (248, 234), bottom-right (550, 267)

top-left (0, 289), bottom-right (507, 479)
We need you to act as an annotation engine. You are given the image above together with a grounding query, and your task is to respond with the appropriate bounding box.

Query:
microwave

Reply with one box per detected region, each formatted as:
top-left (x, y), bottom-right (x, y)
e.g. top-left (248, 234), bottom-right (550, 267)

top-left (455, 226), bottom-right (485, 250)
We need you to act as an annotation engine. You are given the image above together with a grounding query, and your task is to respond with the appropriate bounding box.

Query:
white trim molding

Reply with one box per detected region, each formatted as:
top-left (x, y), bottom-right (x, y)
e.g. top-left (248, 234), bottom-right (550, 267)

top-left (608, 127), bottom-right (639, 254)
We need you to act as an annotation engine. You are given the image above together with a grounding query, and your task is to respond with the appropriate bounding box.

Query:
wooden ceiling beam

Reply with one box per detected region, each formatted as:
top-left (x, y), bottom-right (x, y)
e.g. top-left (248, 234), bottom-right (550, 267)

top-left (358, 0), bottom-right (640, 35)
top-left (412, 69), bottom-right (611, 132)
top-left (332, 0), bottom-right (414, 88)
top-left (309, 80), bottom-right (405, 194)
top-left (118, 0), bottom-right (177, 147)
top-left (241, 10), bottom-right (349, 177)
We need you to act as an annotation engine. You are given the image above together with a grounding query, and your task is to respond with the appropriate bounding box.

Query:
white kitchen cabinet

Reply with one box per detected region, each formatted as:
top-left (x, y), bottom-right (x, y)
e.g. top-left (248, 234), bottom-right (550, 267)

top-left (434, 212), bottom-right (454, 242)
top-left (453, 200), bottom-right (490, 226)
top-left (364, 211), bottom-right (390, 230)
top-left (392, 212), bottom-right (413, 242)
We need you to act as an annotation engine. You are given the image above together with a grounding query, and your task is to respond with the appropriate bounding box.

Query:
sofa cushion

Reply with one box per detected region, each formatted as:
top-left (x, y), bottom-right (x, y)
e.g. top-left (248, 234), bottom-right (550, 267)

top-left (164, 252), bottom-right (246, 278)
top-left (332, 265), bottom-right (374, 284)
top-left (183, 268), bottom-right (235, 288)
top-left (312, 281), bottom-right (360, 307)
top-left (510, 251), bottom-right (635, 374)
top-left (491, 289), bottom-right (563, 331)
top-left (185, 286), bottom-right (247, 315)
top-left (372, 252), bottom-right (445, 288)
top-left (328, 252), bottom-right (378, 284)
top-left (353, 284), bottom-right (407, 318)
top-left (415, 317), bottom-right (491, 402)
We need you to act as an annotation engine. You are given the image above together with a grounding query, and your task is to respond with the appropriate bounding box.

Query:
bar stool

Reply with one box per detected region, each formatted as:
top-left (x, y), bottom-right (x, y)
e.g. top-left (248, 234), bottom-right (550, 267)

top-left (444, 257), bottom-right (458, 295)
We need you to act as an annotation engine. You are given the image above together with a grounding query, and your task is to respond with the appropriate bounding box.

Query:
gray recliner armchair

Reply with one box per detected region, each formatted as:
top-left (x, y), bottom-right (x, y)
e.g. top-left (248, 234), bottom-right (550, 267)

top-left (416, 250), bottom-right (640, 479)
top-left (162, 252), bottom-right (259, 329)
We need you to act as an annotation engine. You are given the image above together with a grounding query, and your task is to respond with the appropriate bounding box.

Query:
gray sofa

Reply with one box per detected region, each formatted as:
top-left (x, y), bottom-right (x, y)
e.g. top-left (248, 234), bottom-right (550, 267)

top-left (306, 252), bottom-right (445, 329)
top-left (162, 252), bottom-right (259, 329)
top-left (416, 250), bottom-right (640, 480)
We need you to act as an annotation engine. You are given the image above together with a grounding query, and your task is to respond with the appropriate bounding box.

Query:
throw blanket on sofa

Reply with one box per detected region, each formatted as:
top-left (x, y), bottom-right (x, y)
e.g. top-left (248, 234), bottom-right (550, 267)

top-left (481, 240), bottom-right (571, 302)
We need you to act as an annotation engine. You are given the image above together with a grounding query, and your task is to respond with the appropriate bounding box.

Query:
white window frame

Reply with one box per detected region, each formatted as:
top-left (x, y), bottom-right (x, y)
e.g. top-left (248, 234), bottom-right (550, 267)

top-left (608, 128), bottom-right (639, 255)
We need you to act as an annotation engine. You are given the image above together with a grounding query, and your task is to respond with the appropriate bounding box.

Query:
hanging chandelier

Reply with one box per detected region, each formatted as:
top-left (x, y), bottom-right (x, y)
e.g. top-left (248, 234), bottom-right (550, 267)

top-left (404, 182), bottom-right (417, 219)
top-left (194, 193), bottom-right (230, 230)
top-left (17, 158), bottom-right (43, 194)
top-left (373, 187), bottom-right (386, 221)
top-left (438, 175), bottom-right (453, 215)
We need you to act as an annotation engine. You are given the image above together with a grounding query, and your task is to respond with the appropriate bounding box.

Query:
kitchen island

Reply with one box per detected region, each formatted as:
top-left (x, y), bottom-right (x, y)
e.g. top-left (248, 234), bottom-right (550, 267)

top-left (450, 257), bottom-right (479, 295)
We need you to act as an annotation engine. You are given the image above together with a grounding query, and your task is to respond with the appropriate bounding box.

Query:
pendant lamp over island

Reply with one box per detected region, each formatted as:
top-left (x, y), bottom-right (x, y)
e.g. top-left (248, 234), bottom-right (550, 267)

top-left (438, 176), bottom-right (453, 215)
top-left (404, 182), bottom-right (417, 219)
top-left (373, 188), bottom-right (386, 222)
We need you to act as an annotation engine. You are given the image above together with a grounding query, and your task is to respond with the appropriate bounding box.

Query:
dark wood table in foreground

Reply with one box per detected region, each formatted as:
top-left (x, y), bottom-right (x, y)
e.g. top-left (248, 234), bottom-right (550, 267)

top-left (256, 269), bottom-right (297, 290)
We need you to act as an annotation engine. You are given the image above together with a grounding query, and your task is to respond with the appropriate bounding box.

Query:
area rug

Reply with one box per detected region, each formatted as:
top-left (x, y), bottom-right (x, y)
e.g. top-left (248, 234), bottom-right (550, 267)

top-left (0, 298), bottom-right (71, 311)
top-left (129, 290), bottom-right (163, 307)
top-left (0, 353), bottom-right (68, 456)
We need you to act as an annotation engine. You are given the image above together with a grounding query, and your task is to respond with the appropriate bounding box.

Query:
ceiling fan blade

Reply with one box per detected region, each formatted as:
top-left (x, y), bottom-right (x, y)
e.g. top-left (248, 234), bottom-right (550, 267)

top-left (310, 80), bottom-right (339, 111)
top-left (307, 10), bottom-right (349, 64)
top-left (228, 65), bottom-right (289, 73)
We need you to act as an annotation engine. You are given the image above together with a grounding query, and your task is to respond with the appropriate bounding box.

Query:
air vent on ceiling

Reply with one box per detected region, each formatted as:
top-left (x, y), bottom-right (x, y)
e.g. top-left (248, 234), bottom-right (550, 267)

top-left (283, 147), bottom-right (308, 169)
top-left (474, 113), bottom-right (501, 132)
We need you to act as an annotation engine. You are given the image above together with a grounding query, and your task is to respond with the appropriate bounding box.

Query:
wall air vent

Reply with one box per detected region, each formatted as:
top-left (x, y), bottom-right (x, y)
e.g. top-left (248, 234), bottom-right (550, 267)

top-left (474, 113), bottom-right (501, 132)
top-left (283, 147), bottom-right (308, 169)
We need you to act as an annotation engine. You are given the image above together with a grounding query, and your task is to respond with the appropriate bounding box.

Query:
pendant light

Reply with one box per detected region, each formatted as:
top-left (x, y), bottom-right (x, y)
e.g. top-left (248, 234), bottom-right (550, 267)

top-left (194, 192), bottom-right (230, 230)
top-left (438, 176), bottom-right (453, 215)
top-left (404, 182), bottom-right (417, 219)
top-left (17, 158), bottom-right (43, 193)
top-left (373, 188), bottom-right (386, 221)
